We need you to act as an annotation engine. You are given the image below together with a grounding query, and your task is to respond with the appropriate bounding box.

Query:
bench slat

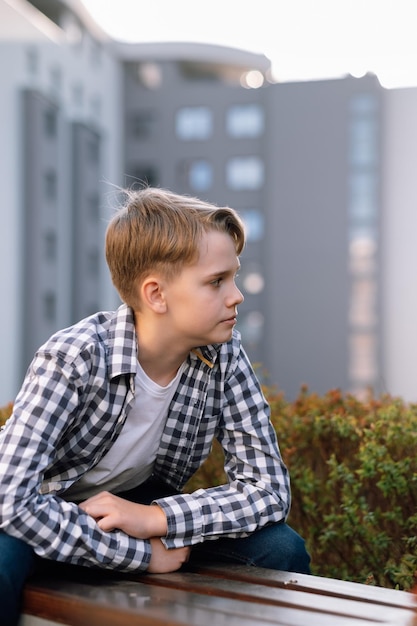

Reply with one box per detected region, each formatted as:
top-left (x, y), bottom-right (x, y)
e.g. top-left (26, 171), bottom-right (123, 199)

top-left (21, 564), bottom-right (417, 626)
top-left (140, 571), bottom-right (415, 624)
top-left (23, 574), bottom-right (414, 626)
top-left (188, 563), bottom-right (417, 609)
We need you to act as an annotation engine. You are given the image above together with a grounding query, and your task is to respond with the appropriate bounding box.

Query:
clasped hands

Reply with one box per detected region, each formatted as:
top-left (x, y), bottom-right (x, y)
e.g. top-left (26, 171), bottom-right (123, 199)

top-left (79, 491), bottom-right (190, 573)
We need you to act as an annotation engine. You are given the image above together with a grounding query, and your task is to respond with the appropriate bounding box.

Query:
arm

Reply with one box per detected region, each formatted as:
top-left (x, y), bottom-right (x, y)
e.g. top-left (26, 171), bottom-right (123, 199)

top-left (0, 349), bottom-right (152, 572)
top-left (78, 492), bottom-right (190, 572)
top-left (156, 345), bottom-right (291, 549)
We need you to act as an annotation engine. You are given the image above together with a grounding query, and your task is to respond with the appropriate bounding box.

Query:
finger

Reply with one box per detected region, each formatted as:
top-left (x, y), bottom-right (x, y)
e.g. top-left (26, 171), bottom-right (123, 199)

top-left (97, 516), bottom-right (116, 532)
top-left (79, 501), bottom-right (110, 520)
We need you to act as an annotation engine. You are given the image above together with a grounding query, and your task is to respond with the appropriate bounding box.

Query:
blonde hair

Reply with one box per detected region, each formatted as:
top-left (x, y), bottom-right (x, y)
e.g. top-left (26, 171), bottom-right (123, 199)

top-left (105, 186), bottom-right (245, 308)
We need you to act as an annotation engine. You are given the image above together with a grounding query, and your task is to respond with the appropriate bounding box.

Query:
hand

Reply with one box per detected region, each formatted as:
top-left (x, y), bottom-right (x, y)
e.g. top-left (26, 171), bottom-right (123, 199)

top-left (148, 538), bottom-right (190, 573)
top-left (79, 491), bottom-right (168, 539)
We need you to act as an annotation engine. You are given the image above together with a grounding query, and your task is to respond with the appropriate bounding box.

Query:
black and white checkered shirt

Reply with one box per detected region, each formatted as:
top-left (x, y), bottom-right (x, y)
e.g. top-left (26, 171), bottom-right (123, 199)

top-left (0, 304), bottom-right (290, 572)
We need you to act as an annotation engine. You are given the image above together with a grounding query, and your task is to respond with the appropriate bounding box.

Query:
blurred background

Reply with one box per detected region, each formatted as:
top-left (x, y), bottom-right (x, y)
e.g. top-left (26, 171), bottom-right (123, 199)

top-left (2, 0), bottom-right (417, 404)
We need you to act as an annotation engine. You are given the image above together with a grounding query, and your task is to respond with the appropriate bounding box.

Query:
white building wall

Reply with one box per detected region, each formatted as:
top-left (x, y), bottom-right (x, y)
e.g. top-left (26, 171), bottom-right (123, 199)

top-left (383, 87), bottom-right (417, 401)
top-left (0, 0), bottom-right (121, 402)
top-left (0, 43), bottom-right (28, 402)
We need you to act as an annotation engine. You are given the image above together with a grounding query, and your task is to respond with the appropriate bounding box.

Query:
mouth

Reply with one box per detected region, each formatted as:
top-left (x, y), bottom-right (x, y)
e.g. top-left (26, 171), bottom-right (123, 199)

top-left (222, 316), bottom-right (237, 325)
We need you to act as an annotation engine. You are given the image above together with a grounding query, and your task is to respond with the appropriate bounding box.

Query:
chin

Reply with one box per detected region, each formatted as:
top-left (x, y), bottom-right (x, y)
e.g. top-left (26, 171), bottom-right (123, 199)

top-left (214, 330), bottom-right (234, 344)
top-left (197, 327), bottom-right (234, 347)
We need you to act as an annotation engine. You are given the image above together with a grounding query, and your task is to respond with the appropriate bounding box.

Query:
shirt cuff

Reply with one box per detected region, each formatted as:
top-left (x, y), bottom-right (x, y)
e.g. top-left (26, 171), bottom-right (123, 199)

top-left (153, 494), bottom-right (203, 549)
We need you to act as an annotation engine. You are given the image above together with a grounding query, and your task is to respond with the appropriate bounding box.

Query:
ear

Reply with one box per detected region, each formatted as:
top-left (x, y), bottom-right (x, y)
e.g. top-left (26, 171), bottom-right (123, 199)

top-left (141, 276), bottom-right (167, 313)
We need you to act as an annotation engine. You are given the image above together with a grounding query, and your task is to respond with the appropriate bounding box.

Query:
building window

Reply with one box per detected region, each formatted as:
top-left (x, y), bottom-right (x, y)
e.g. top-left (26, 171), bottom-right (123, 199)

top-left (87, 136), bottom-right (100, 164)
top-left (239, 310), bottom-right (264, 344)
top-left (226, 104), bottom-right (264, 138)
top-left (176, 107), bottom-right (213, 141)
top-left (349, 118), bottom-right (378, 167)
top-left (130, 111), bottom-right (156, 140)
top-left (88, 192), bottom-right (100, 221)
top-left (44, 231), bottom-right (57, 262)
top-left (349, 333), bottom-right (377, 383)
top-left (87, 248), bottom-right (99, 277)
top-left (127, 165), bottom-right (159, 187)
top-left (349, 238), bottom-right (377, 276)
top-left (347, 92), bottom-right (380, 393)
top-left (72, 82), bottom-right (84, 107)
top-left (90, 40), bottom-right (102, 67)
top-left (26, 47), bottom-right (38, 75)
top-left (44, 108), bottom-right (57, 138)
top-left (90, 95), bottom-right (102, 120)
top-left (50, 66), bottom-right (62, 96)
top-left (226, 157), bottom-right (264, 190)
top-left (187, 159), bottom-right (213, 191)
top-left (43, 291), bottom-right (56, 322)
top-left (349, 93), bottom-right (378, 115)
top-left (349, 278), bottom-right (377, 327)
top-left (239, 209), bottom-right (264, 242)
top-left (348, 172), bottom-right (377, 236)
top-left (44, 169), bottom-right (57, 202)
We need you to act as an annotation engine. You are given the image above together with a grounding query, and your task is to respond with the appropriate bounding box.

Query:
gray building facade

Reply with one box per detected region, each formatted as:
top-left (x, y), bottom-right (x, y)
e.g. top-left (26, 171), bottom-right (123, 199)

top-left (118, 43), bottom-right (384, 399)
top-left (263, 76), bottom-right (383, 398)
top-left (1, 0), bottom-right (417, 404)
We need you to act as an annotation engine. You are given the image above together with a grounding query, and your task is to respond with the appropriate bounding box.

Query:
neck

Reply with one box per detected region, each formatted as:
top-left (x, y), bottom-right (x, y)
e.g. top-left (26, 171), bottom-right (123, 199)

top-left (135, 324), bottom-right (188, 386)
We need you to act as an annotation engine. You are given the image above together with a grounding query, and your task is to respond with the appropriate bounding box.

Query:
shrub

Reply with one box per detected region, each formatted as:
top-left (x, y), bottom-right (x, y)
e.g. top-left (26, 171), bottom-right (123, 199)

top-left (186, 386), bottom-right (417, 590)
top-left (3, 387), bottom-right (417, 589)
top-left (0, 402), bottom-right (12, 426)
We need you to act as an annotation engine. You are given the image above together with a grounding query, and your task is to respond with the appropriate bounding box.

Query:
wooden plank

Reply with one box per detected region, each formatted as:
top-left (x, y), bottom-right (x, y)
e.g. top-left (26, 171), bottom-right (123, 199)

top-left (140, 571), bottom-right (416, 625)
top-left (22, 563), bottom-right (417, 626)
top-left (188, 563), bottom-right (417, 610)
top-left (22, 574), bottom-right (414, 626)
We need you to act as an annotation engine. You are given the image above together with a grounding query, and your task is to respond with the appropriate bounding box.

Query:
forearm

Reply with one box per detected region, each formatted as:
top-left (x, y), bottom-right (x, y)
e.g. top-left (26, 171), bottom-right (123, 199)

top-left (155, 478), bottom-right (289, 549)
top-left (0, 495), bottom-right (152, 572)
top-left (77, 491), bottom-right (190, 574)
top-left (79, 492), bottom-right (168, 539)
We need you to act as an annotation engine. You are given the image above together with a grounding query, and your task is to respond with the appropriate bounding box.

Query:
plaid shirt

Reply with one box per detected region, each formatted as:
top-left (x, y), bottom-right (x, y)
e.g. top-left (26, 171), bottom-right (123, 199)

top-left (0, 304), bottom-right (290, 572)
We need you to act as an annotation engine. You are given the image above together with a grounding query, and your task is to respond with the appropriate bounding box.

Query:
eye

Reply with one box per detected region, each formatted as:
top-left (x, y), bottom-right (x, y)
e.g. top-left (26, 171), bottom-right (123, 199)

top-left (211, 277), bottom-right (222, 287)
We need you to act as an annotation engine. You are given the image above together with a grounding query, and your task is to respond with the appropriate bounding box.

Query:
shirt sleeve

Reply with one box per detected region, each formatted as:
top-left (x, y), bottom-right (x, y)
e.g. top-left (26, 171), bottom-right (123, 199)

top-left (0, 351), bottom-right (151, 572)
top-left (156, 348), bottom-right (291, 549)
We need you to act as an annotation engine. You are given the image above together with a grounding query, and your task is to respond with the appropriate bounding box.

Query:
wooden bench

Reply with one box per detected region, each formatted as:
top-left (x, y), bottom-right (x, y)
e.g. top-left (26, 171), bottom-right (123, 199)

top-left (19, 562), bottom-right (417, 626)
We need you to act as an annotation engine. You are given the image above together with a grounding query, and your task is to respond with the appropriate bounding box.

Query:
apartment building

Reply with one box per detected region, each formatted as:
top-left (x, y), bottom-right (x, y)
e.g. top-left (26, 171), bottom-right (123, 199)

top-left (2, 0), bottom-right (417, 404)
top-left (116, 41), bottom-right (385, 399)
top-left (0, 0), bottom-right (121, 396)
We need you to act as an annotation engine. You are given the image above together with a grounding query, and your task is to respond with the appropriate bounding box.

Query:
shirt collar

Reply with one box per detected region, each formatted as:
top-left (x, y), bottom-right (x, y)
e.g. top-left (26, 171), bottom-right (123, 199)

top-left (191, 344), bottom-right (219, 368)
top-left (107, 304), bottom-right (137, 380)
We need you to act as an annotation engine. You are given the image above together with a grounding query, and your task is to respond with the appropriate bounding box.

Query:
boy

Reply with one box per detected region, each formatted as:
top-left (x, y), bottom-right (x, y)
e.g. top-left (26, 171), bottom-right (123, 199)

top-left (0, 187), bottom-right (310, 625)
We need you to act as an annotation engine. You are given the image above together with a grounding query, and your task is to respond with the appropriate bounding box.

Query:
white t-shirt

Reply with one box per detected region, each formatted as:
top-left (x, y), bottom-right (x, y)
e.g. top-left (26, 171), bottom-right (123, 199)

top-left (63, 360), bottom-right (185, 502)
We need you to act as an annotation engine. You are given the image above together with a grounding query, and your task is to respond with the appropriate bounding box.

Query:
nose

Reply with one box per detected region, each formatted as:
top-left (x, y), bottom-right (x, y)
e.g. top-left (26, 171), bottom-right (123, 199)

top-left (229, 282), bottom-right (244, 306)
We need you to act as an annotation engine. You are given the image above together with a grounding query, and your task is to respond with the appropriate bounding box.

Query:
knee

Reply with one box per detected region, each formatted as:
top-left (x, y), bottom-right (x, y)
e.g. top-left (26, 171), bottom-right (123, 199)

top-left (253, 523), bottom-right (311, 574)
top-left (284, 527), bottom-right (311, 574)
top-left (0, 533), bottom-right (35, 589)
top-left (0, 533), bottom-right (35, 626)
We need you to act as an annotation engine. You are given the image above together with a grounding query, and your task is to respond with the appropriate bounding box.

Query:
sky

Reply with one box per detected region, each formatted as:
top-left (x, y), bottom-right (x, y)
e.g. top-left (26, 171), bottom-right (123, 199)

top-left (81, 0), bottom-right (417, 89)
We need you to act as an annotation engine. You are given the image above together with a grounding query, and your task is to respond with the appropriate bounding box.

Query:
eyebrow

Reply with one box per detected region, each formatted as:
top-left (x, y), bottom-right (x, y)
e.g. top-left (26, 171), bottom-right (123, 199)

top-left (206, 264), bottom-right (241, 278)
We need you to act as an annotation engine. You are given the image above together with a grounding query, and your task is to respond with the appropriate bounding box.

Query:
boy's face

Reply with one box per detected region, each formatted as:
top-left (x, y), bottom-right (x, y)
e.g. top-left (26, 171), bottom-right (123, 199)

top-left (162, 230), bottom-right (244, 349)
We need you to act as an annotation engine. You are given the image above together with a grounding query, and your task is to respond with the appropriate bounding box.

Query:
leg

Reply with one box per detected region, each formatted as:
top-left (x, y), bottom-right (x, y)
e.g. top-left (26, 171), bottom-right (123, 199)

top-left (0, 532), bottom-right (35, 626)
top-left (191, 522), bottom-right (311, 574)
top-left (118, 480), bottom-right (310, 573)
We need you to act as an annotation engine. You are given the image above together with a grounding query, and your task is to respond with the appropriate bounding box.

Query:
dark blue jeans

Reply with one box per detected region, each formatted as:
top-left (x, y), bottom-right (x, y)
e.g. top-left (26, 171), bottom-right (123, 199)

top-left (190, 520), bottom-right (311, 572)
top-left (118, 477), bottom-right (311, 573)
top-left (0, 532), bottom-right (35, 626)
top-left (1, 478), bottom-right (310, 625)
